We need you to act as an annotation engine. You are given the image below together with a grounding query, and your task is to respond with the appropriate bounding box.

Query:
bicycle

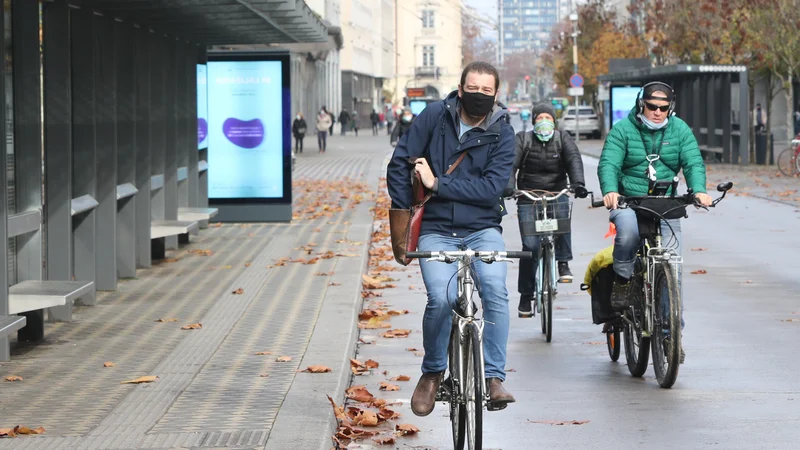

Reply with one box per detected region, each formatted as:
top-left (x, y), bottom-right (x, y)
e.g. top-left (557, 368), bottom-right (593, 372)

top-left (777, 134), bottom-right (800, 177)
top-left (589, 179), bottom-right (733, 388)
top-left (407, 249), bottom-right (531, 450)
top-left (513, 187), bottom-right (574, 343)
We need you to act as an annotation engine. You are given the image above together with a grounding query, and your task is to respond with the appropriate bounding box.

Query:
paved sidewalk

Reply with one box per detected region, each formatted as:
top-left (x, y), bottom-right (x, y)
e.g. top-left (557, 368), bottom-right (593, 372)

top-left (0, 134), bottom-right (390, 449)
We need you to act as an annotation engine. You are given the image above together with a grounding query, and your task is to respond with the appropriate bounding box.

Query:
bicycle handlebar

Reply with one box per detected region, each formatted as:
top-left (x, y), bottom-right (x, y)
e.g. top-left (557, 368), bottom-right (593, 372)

top-left (513, 188), bottom-right (571, 202)
top-left (588, 181), bottom-right (734, 210)
top-left (407, 250), bottom-right (533, 260)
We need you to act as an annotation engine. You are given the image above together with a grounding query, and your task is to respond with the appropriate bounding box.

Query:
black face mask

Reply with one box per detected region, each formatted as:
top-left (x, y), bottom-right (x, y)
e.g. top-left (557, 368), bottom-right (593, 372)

top-left (460, 91), bottom-right (495, 119)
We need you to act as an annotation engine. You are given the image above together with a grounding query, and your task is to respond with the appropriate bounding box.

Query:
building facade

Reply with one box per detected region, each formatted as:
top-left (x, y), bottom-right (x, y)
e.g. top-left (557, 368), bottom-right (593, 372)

top-left (498, 0), bottom-right (570, 64)
top-left (389, 0), bottom-right (462, 106)
top-left (339, 0), bottom-right (395, 127)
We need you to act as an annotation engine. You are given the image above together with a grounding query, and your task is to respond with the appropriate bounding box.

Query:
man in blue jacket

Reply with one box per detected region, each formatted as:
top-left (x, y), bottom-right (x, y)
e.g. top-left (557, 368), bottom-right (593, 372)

top-left (387, 61), bottom-right (516, 416)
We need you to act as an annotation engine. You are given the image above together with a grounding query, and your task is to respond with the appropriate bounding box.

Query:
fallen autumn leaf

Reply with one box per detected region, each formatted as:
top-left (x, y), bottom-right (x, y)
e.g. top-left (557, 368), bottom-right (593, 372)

top-left (690, 269), bottom-right (708, 275)
top-left (379, 381), bottom-right (400, 391)
top-left (276, 356), bottom-right (293, 362)
top-left (181, 323), bottom-right (202, 330)
top-left (302, 365), bottom-right (332, 373)
top-left (103, 362), bottom-right (115, 368)
top-left (528, 419), bottom-right (590, 426)
top-left (4, 375), bottom-right (23, 382)
top-left (120, 375), bottom-right (158, 384)
top-left (232, 288), bottom-right (244, 295)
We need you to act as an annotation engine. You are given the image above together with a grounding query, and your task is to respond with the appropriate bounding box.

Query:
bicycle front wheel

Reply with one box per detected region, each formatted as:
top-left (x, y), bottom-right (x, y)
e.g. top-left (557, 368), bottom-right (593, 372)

top-left (624, 274), bottom-right (650, 377)
top-left (464, 323), bottom-right (483, 450)
top-left (540, 248), bottom-right (553, 342)
top-left (651, 263), bottom-right (682, 388)
top-left (449, 324), bottom-right (466, 450)
top-left (777, 148), bottom-right (797, 177)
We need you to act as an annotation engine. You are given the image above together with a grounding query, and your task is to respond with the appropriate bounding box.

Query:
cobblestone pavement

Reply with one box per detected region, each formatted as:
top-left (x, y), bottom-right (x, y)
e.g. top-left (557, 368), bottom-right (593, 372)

top-left (0, 134), bottom-right (390, 449)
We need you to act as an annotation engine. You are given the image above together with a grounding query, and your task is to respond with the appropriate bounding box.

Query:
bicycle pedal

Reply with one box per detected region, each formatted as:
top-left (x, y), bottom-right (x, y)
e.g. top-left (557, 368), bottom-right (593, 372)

top-left (486, 401), bottom-right (510, 412)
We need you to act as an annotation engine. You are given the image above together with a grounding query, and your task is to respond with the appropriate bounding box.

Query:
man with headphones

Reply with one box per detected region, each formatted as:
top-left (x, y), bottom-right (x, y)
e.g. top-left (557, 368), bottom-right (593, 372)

top-left (597, 81), bottom-right (712, 363)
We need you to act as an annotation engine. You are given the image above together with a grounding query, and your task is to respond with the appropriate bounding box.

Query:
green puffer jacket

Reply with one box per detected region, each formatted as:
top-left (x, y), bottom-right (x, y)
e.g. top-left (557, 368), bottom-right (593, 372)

top-left (598, 107), bottom-right (706, 196)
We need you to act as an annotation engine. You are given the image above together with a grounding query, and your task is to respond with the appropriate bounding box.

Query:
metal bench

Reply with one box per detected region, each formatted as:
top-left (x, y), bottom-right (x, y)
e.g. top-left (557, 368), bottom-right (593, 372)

top-left (9, 280), bottom-right (96, 315)
top-left (150, 220), bottom-right (199, 259)
top-left (0, 315), bottom-right (26, 338)
top-left (177, 207), bottom-right (218, 228)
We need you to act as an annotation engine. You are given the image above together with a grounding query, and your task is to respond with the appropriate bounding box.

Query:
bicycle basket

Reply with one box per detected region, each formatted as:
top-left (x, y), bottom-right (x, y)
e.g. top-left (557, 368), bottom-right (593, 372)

top-left (520, 199), bottom-right (573, 236)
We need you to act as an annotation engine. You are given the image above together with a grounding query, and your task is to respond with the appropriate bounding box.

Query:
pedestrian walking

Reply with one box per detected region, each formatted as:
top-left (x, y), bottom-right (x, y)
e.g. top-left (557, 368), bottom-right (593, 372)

top-left (292, 113), bottom-right (307, 154)
top-left (316, 107), bottom-right (332, 153)
top-left (371, 109), bottom-right (380, 135)
top-left (339, 109), bottom-right (350, 136)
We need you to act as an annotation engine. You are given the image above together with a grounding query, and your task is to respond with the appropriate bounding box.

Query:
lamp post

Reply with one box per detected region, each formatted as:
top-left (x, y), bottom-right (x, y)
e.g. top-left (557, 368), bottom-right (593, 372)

top-left (569, 12), bottom-right (580, 144)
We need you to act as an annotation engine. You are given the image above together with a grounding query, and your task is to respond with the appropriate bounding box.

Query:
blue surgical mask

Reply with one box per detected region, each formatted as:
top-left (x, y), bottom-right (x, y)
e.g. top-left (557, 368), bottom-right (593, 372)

top-left (639, 114), bottom-right (669, 130)
top-left (534, 119), bottom-right (556, 142)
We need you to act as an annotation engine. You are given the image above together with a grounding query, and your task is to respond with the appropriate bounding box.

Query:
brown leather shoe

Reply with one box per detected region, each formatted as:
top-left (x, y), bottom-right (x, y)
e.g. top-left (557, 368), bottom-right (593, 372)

top-left (411, 372), bottom-right (444, 417)
top-left (487, 377), bottom-right (515, 411)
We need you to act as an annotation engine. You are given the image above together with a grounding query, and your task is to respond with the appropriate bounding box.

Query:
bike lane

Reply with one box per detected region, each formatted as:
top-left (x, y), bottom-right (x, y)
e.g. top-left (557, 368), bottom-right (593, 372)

top-left (335, 153), bottom-right (800, 449)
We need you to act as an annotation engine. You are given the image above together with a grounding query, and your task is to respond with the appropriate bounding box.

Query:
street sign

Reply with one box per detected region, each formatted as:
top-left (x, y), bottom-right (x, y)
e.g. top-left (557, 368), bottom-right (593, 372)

top-left (569, 73), bottom-right (584, 88)
top-left (568, 87), bottom-right (584, 96)
top-left (407, 87), bottom-right (425, 98)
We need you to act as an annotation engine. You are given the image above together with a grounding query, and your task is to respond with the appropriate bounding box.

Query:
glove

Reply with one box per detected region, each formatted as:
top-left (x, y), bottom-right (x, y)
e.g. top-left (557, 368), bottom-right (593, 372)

top-left (502, 188), bottom-right (515, 198)
top-left (574, 185), bottom-right (588, 199)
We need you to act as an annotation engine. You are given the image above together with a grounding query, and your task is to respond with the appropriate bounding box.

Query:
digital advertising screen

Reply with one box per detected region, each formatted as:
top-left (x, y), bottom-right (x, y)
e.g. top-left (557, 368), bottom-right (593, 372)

top-left (197, 64), bottom-right (208, 149)
top-left (610, 86), bottom-right (642, 126)
top-left (206, 53), bottom-right (291, 204)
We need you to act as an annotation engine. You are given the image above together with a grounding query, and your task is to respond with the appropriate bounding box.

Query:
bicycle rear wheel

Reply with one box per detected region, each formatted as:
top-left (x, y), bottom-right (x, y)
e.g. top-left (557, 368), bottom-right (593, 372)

top-left (448, 324), bottom-right (466, 450)
top-left (464, 323), bottom-right (483, 450)
top-left (623, 273), bottom-right (650, 377)
top-left (651, 263), bottom-right (682, 388)
top-left (540, 247), bottom-right (553, 342)
top-left (777, 148), bottom-right (797, 177)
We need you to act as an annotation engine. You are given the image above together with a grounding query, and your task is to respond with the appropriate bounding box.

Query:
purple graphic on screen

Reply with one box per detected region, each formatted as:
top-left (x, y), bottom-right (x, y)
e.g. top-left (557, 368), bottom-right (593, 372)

top-left (198, 118), bottom-right (208, 143)
top-left (222, 118), bottom-right (265, 149)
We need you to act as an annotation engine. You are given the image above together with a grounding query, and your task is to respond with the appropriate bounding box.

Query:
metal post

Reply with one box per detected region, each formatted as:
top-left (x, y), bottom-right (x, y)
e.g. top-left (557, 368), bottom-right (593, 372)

top-left (571, 12), bottom-right (580, 144)
top-left (12, 0), bottom-right (44, 338)
top-left (43, 0), bottom-right (73, 321)
top-left (94, 15), bottom-right (118, 291)
top-left (163, 38), bottom-right (178, 250)
top-left (116, 22), bottom-right (137, 279)
top-left (739, 70), bottom-right (750, 164)
top-left (0, 0), bottom-right (9, 359)
top-left (134, 27), bottom-right (152, 268)
top-left (187, 44), bottom-right (199, 207)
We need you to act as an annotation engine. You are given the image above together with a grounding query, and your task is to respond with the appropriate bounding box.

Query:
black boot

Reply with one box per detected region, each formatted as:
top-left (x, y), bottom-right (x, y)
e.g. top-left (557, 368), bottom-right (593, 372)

top-left (518, 294), bottom-right (533, 318)
top-left (558, 262), bottom-right (573, 283)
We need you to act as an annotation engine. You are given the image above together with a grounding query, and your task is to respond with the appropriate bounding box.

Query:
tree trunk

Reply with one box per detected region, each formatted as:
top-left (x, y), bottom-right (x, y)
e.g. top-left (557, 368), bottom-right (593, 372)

top-left (765, 72), bottom-right (774, 166)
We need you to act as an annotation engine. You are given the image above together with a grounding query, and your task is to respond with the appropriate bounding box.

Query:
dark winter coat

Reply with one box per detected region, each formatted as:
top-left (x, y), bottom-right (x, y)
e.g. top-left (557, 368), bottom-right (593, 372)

top-left (292, 118), bottom-right (307, 138)
top-left (506, 129), bottom-right (585, 203)
top-left (387, 90), bottom-right (515, 238)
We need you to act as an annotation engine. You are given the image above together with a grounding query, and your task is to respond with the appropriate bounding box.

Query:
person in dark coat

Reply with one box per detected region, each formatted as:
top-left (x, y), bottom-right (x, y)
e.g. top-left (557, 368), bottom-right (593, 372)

top-left (390, 108), bottom-right (414, 146)
top-left (370, 109), bottom-right (380, 135)
top-left (387, 61), bottom-right (516, 416)
top-left (339, 109), bottom-right (351, 135)
top-left (292, 112), bottom-right (307, 153)
top-left (504, 102), bottom-right (587, 317)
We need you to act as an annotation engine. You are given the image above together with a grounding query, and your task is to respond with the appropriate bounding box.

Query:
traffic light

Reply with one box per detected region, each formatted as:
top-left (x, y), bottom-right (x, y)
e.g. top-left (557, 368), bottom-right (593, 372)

top-left (515, 89), bottom-right (519, 94)
top-left (524, 75), bottom-right (530, 81)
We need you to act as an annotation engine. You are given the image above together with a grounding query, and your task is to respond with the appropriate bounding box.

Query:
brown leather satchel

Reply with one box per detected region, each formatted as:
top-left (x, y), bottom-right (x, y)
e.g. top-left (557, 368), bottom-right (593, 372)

top-left (389, 153), bottom-right (467, 265)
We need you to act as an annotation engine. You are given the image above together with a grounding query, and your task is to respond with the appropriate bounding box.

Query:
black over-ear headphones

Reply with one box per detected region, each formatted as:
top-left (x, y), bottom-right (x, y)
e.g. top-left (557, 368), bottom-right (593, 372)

top-left (636, 81), bottom-right (676, 116)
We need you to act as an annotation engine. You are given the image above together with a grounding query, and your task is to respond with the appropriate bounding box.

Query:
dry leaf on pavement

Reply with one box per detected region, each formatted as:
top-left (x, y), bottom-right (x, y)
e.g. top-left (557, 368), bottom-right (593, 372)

top-left (378, 407), bottom-right (401, 421)
top-left (690, 248), bottom-right (708, 251)
top-left (381, 329), bottom-right (411, 338)
top-left (103, 362), bottom-right (115, 368)
top-left (353, 410), bottom-right (379, 427)
top-left (189, 249), bottom-right (213, 256)
top-left (388, 309), bottom-right (409, 315)
top-left (374, 435), bottom-right (396, 445)
top-left (276, 356), bottom-right (293, 362)
top-left (365, 359), bottom-right (380, 369)
top-left (4, 375), bottom-right (22, 382)
top-left (528, 419), bottom-right (590, 425)
top-left (690, 269), bottom-right (708, 275)
top-left (232, 288), bottom-right (244, 295)
top-left (379, 382), bottom-right (400, 391)
top-left (120, 375), bottom-right (158, 384)
top-left (395, 423), bottom-right (421, 435)
top-left (391, 375), bottom-right (411, 381)
top-left (302, 365), bottom-right (332, 373)
top-left (155, 318), bottom-right (178, 323)
top-left (254, 351), bottom-right (273, 355)
top-left (181, 323), bottom-right (202, 330)
top-left (346, 385), bottom-right (376, 403)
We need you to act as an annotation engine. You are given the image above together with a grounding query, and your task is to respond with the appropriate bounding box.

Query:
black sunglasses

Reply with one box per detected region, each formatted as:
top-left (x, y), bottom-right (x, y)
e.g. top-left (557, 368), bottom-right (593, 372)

top-left (644, 101), bottom-right (671, 112)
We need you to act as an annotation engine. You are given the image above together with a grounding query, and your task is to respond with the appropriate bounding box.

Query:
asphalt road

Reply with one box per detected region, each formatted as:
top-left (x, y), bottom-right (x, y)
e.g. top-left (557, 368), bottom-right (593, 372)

top-left (348, 117), bottom-right (800, 449)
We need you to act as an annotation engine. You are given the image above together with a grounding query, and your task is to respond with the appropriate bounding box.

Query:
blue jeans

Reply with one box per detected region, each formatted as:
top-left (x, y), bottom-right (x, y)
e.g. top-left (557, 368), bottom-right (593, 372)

top-left (417, 228), bottom-right (509, 380)
top-left (610, 208), bottom-right (684, 329)
top-left (516, 198), bottom-right (573, 296)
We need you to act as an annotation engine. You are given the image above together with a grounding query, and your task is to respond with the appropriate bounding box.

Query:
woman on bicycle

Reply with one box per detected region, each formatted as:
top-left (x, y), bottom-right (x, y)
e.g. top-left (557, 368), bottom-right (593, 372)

top-left (505, 102), bottom-right (587, 318)
top-left (598, 81), bottom-right (712, 362)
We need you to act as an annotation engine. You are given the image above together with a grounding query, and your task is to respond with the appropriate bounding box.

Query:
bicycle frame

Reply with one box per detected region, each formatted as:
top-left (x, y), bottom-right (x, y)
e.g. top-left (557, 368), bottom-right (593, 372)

top-left (633, 224), bottom-right (683, 338)
top-left (454, 256), bottom-right (488, 403)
